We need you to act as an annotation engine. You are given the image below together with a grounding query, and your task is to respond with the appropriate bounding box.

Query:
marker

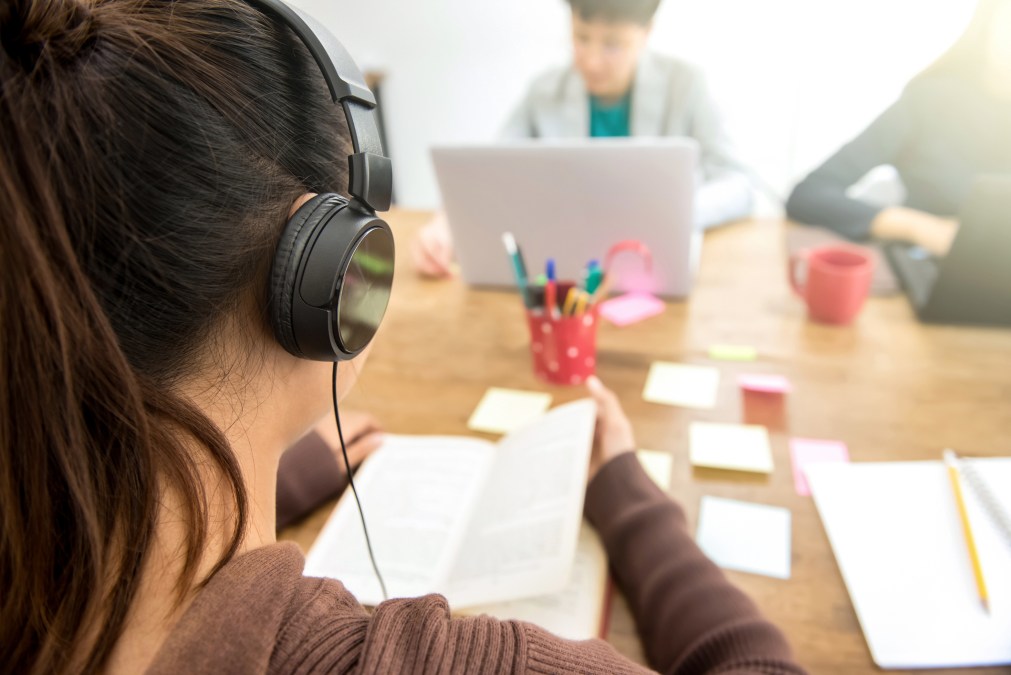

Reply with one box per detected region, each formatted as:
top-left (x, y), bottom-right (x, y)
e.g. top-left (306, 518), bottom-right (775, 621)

top-left (545, 279), bottom-right (557, 318)
top-left (502, 232), bottom-right (532, 308)
top-left (585, 261), bottom-right (603, 294)
top-left (546, 258), bottom-right (556, 282)
top-left (589, 272), bottom-right (614, 304)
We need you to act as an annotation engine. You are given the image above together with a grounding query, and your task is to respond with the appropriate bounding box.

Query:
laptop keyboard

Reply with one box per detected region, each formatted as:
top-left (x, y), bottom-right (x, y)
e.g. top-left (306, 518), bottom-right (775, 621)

top-left (886, 244), bottom-right (940, 309)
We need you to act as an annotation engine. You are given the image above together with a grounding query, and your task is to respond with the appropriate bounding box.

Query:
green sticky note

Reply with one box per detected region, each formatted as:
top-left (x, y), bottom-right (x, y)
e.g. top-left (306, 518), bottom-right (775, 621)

top-left (709, 344), bottom-right (757, 361)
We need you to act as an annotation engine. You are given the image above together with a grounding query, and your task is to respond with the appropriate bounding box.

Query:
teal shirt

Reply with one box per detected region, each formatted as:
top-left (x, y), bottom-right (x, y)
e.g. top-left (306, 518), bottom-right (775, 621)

top-left (589, 93), bottom-right (631, 138)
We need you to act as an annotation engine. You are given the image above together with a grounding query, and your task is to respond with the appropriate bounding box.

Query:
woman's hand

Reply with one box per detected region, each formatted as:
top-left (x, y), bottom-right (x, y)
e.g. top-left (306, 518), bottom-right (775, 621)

top-left (313, 410), bottom-right (384, 472)
top-left (871, 207), bottom-right (959, 256)
top-left (586, 376), bottom-right (636, 482)
top-left (412, 212), bottom-right (455, 279)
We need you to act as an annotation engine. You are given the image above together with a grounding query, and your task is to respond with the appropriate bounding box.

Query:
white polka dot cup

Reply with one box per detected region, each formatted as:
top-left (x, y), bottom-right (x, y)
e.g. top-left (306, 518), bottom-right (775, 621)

top-left (526, 308), bottom-right (599, 386)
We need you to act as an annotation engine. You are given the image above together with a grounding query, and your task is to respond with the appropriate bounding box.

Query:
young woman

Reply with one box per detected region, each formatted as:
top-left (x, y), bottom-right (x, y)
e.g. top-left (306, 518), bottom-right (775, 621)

top-left (786, 0), bottom-right (1011, 255)
top-left (0, 1), bottom-right (805, 673)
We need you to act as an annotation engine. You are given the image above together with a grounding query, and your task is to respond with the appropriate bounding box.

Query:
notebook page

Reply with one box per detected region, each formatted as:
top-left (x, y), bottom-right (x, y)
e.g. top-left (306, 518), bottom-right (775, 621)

top-left (808, 459), bottom-right (1011, 669)
top-left (305, 435), bottom-right (496, 605)
top-left (444, 399), bottom-right (597, 608)
top-left (456, 521), bottom-right (609, 640)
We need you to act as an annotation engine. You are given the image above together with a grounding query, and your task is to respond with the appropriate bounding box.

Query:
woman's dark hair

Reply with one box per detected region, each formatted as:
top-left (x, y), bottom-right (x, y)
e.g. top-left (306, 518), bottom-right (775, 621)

top-left (915, 0), bottom-right (1003, 86)
top-left (566, 0), bottom-right (661, 25)
top-left (0, 0), bottom-right (351, 672)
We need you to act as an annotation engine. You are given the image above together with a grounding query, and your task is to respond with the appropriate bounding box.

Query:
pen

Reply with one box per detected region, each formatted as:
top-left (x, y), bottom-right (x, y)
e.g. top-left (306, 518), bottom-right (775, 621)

top-left (502, 232), bottom-right (532, 308)
top-left (944, 449), bottom-right (990, 613)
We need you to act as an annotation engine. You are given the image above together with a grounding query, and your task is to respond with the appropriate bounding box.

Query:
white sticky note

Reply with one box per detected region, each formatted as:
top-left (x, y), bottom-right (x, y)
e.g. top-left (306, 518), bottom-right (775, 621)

top-left (637, 449), bottom-right (673, 491)
top-left (642, 362), bottom-right (720, 410)
top-left (696, 496), bottom-right (792, 579)
top-left (689, 422), bottom-right (774, 474)
top-left (467, 388), bottom-right (552, 435)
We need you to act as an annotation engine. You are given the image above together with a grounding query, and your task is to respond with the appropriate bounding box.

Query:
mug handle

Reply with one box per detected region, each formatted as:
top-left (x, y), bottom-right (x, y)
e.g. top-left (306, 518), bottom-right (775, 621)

top-left (789, 250), bottom-right (809, 297)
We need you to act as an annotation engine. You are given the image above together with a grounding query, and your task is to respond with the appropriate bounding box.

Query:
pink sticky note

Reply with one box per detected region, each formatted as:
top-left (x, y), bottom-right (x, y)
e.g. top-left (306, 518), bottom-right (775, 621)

top-left (739, 373), bottom-right (792, 394)
top-left (790, 438), bottom-right (850, 496)
top-left (599, 292), bottom-right (665, 327)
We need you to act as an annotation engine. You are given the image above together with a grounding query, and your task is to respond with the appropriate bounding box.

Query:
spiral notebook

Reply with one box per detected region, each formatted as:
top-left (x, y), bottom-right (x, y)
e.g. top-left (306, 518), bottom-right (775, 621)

top-left (807, 458), bottom-right (1011, 669)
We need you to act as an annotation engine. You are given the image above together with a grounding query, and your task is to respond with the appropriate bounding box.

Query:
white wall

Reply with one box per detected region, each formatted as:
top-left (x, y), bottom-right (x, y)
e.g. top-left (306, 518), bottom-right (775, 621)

top-left (293, 0), bottom-right (975, 209)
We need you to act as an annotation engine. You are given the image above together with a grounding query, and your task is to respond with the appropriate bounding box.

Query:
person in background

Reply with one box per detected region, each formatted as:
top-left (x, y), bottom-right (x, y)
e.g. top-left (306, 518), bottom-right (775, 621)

top-left (0, 1), bottom-right (805, 673)
top-left (413, 0), bottom-right (754, 278)
top-left (786, 0), bottom-right (1011, 256)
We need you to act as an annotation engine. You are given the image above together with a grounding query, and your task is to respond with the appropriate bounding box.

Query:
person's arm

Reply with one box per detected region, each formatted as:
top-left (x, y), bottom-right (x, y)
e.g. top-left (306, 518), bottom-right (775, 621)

top-left (283, 380), bottom-right (805, 674)
top-left (275, 413), bottom-right (383, 530)
top-left (582, 378), bottom-right (805, 673)
top-left (696, 173), bottom-right (753, 230)
top-left (411, 211), bottom-right (455, 279)
top-left (683, 71), bottom-right (754, 229)
top-left (785, 96), bottom-right (912, 239)
top-left (499, 88), bottom-right (537, 140)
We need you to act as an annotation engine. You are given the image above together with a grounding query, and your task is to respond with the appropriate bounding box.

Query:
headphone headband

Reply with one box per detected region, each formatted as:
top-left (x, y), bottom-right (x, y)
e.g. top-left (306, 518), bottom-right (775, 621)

top-left (245, 0), bottom-right (392, 212)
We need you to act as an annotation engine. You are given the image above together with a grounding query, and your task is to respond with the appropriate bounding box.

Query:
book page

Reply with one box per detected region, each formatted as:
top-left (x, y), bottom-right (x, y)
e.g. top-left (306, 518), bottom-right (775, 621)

top-left (304, 435), bottom-right (496, 605)
top-left (444, 399), bottom-right (597, 608)
top-left (456, 520), bottom-right (609, 641)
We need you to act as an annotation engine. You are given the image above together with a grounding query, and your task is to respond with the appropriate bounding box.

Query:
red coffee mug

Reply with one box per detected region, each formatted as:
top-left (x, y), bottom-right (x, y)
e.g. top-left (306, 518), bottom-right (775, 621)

top-left (789, 245), bottom-right (874, 325)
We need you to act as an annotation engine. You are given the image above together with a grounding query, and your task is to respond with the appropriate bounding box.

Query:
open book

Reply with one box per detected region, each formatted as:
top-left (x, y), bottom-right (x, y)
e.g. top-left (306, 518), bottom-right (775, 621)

top-left (305, 399), bottom-right (599, 612)
top-left (455, 520), bottom-right (612, 640)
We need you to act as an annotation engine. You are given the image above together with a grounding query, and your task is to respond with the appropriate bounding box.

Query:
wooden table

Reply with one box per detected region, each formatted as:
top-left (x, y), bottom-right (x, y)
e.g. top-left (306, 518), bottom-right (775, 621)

top-left (281, 210), bottom-right (1011, 674)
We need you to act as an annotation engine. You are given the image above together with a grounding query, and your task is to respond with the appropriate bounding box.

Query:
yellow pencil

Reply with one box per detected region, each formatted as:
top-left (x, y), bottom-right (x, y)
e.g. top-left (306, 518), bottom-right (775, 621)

top-left (574, 290), bottom-right (589, 316)
top-left (562, 287), bottom-right (578, 316)
top-left (944, 449), bottom-right (990, 613)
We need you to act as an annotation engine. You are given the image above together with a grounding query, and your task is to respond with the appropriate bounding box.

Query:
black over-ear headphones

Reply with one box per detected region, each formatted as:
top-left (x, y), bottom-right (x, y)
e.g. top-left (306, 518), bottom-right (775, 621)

top-left (249, 0), bottom-right (395, 362)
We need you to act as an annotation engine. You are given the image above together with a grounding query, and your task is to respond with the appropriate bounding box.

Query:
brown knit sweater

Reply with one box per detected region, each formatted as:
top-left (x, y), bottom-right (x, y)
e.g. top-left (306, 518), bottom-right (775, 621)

top-left (147, 440), bottom-right (807, 674)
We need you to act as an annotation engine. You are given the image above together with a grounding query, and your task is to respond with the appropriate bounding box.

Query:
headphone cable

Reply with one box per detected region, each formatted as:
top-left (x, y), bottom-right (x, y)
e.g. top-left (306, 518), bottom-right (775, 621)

top-left (332, 363), bottom-right (389, 602)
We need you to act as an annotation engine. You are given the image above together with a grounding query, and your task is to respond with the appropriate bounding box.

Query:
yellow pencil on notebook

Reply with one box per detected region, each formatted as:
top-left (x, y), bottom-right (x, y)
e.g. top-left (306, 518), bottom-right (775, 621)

top-left (944, 449), bottom-right (990, 613)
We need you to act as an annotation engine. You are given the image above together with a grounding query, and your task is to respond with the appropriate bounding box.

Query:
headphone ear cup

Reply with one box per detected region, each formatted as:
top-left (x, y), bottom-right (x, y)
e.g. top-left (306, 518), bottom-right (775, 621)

top-left (269, 193), bottom-right (347, 357)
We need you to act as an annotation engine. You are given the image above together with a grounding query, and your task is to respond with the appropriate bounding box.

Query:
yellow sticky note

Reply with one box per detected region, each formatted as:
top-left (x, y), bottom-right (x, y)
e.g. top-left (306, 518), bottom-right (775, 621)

top-left (709, 344), bottom-right (757, 361)
top-left (637, 449), bottom-right (673, 491)
top-left (467, 388), bottom-right (552, 435)
top-left (642, 362), bottom-right (720, 410)
top-left (689, 421), bottom-right (774, 474)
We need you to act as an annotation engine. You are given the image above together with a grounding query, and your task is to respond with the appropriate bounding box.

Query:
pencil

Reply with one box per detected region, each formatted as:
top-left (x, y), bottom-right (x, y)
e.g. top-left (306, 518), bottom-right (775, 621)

top-left (562, 287), bottom-right (578, 316)
top-left (574, 291), bottom-right (589, 316)
top-left (944, 449), bottom-right (990, 613)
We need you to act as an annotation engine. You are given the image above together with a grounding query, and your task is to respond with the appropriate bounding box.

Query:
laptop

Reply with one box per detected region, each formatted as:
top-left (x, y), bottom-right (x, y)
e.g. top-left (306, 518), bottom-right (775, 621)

top-left (885, 175), bottom-right (1011, 326)
top-left (431, 138), bottom-right (700, 297)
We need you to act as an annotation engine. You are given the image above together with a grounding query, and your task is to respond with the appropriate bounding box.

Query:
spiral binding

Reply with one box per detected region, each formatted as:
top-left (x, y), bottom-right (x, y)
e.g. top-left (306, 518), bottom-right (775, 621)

top-left (958, 453), bottom-right (1011, 549)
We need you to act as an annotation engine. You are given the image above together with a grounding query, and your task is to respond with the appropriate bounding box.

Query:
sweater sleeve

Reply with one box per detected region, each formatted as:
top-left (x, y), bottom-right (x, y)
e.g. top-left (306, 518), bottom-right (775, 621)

top-left (584, 453), bottom-right (806, 675)
top-left (785, 94), bottom-right (913, 239)
top-left (276, 431), bottom-right (347, 530)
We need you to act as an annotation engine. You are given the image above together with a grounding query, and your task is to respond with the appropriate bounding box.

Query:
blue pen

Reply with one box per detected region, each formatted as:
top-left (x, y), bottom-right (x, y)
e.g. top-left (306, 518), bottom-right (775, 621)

top-left (502, 232), bottom-right (533, 308)
top-left (546, 258), bottom-right (556, 282)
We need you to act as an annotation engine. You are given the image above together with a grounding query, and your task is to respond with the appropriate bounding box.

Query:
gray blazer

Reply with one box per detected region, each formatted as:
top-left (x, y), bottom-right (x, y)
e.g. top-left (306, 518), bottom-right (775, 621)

top-left (501, 52), bottom-right (753, 229)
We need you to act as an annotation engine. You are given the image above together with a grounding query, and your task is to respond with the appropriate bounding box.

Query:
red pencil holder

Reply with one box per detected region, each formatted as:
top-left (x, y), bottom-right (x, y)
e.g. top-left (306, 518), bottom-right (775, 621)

top-left (526, 308), bottom-right (600, 386)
